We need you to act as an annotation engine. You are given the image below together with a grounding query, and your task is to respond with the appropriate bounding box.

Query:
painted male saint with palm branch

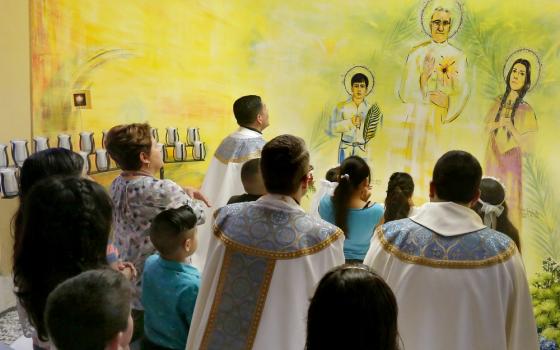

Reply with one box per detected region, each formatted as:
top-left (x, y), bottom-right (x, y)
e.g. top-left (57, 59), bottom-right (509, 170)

top-left (329, 66), bottom-right (383, 164)
top-left (399, 2), bottom-right (469, 197)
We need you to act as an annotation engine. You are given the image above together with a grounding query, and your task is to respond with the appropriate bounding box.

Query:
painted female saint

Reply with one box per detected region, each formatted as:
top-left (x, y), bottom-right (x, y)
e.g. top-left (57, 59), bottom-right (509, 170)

top-left (485, 51), bottom-right (540, 233)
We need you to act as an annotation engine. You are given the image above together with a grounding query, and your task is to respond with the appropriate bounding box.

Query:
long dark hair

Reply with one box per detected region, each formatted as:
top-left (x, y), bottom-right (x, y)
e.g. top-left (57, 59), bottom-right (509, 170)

top-left (306, 265), bottom-right (400, 350)
top-left (13, 148), bottom-right (85, 250)
top-left (494, 58), bottom-right (531, 129)
top-left (384, 172), bottom-right (414, 223)
top-left (13, 177), bottom-right (111, 340)
top-left (473, 177), bottom-right (521, 252)
top-left (332, 156), bottom-right (370, 236)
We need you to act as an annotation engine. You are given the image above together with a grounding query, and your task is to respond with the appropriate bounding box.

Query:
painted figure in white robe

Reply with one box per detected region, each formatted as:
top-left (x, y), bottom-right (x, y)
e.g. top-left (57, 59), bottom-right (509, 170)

top-left (192, 95), bottom-right (269, 270)
top-left (399, 6), bottom-right (469, 199)
top-left (330, 72), bottom-right (383, 164)
top-left (186, 135), bottom-right (345, 350)
top-left (364, 151), bottom-right (538, 350)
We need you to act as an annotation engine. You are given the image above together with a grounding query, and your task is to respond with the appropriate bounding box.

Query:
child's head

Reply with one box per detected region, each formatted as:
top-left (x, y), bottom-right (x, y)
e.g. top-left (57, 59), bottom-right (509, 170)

top-left (45, 269), bottom-right (133, 350)
top-left (473, 177), bottom-right (521, 251)
top-left (325, 166), bottom-right (340, 183)
top-left (150, 205), bottom-right (198, 260)
top-left (384, 172), bottom-right (415, 223)
top-left (241, 158), bottom-right (266, 195)
top-left (306, 265), bottom-right (399, 350)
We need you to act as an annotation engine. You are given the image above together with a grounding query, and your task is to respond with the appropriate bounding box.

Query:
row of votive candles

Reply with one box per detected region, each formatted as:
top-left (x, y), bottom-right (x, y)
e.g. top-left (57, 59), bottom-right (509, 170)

top-left (0, 127), bottom-right (206, 168)
top-left (0, 127), bottom-right (206, 197)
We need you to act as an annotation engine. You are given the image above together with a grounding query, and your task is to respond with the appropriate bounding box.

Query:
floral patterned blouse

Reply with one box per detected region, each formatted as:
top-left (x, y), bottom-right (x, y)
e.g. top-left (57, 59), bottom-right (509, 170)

top-left (110, 175), bottom-right (205, 309)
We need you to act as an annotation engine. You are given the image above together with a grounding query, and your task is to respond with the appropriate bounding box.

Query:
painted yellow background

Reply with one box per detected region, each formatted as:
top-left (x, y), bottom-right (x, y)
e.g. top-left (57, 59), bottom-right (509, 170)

top-left (30, 0), bottom-right (560, 277)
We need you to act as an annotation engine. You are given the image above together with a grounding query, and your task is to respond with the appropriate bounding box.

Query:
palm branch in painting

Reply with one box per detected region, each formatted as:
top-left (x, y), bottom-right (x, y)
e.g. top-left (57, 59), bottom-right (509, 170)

top-left (524, 154), bottom-right (560, 260)
top-left (363, 103), bottom-right (383, 144)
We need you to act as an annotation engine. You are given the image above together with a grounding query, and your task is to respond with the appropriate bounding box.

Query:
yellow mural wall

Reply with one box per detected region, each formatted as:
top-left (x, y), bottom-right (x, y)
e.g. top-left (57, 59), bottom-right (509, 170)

top-left (30, 0), bottom-right (560, 277)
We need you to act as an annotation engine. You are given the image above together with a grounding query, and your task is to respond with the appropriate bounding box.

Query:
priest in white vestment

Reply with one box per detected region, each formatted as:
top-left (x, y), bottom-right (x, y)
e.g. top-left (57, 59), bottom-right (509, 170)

top-left (399, 6), bottom-right (469, 199)
top-left (186, 135), bottom-right (345, 350)
top-left (192, 95), bottom-right (269, 270)
top-left (364, 150), bottom-right (537, 350)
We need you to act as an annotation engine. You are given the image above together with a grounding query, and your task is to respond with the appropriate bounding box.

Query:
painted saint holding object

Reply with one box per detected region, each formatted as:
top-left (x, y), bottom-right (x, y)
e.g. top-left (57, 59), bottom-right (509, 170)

top-left (329, 66), bottom-right (383, 164)
top-left (399, 1), bottom-right (469, 197)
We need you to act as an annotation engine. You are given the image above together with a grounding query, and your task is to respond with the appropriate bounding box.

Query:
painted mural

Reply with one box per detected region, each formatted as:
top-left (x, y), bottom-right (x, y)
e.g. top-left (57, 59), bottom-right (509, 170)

top-left (30, 0), bottom-right (560, 278)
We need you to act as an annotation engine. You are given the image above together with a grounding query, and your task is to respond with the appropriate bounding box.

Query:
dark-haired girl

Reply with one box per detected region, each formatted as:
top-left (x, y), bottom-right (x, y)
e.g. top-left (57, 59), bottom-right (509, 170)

top-left (319, 156), bottom-right (383, 263)
top-left (13, 177), bottom-right (112, 349)
top-left (473, 176), bottom-right (521, 252)
top-left (485, 58), bottom-right (537, 232)
top-left (384, 172), bottom-right (416, 223)
top-left (306, 264), bottom-right (400, 350)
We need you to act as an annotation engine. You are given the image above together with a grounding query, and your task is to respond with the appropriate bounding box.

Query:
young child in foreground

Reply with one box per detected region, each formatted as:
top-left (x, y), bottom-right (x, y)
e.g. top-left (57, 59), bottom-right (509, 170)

top-left (45, 269), bottom-right (134, 350)
top-left (142, 205), bottom-right (200, 350)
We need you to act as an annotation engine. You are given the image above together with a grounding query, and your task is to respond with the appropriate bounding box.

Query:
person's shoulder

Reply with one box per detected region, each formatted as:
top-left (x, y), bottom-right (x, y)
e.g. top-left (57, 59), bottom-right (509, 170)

top-left (319, 194), bottom-right (333, 207)
top-left (144, 254), bottom-right (160, 270)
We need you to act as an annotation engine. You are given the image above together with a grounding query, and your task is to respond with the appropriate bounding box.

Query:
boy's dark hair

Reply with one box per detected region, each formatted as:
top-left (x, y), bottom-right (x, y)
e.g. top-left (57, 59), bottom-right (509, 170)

top-left (241, 158), bottom-right (261, 190)
top-left (13, 177), bottom-right (111, 340)
top-left (233, 95), bottom-right (263, 127)
top-left (325, 167), bottom-right (340, 182)
top-left (260, 134), bottom-right (309, 195)
top-left (351, 73), bottom-right (369, 88)
top-left (432, 150), bottom-right (482, 203)
top-left (150, 205), bottom-right (197, 256)
top-left (306, 265), bottom-right (399, 350)
top-left (45, 269), bottom-right (132, 350)
top-left (105, 123), bottom-right (152, 171)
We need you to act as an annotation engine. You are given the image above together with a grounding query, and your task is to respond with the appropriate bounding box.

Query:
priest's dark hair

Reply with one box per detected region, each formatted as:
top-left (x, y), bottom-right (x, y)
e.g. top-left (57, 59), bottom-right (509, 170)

top-left (45, 269), bottom-right (132, 350)
top-left (332, 156), bottom-right (370, 236)
top-left (431, 150), bottom-right (482, 204)
top-left (384, 172), bottom-right (414, 223)
top-left (13, 177), bottom-right (111, 341)
top-left (473, 177), bottom-right (521, 252)
top-left (306, 264), bottom-right (400, 350)
top-left (260, 134), bottom-right (309, 195)
top-left (233, 95), bottom-right (263, 127)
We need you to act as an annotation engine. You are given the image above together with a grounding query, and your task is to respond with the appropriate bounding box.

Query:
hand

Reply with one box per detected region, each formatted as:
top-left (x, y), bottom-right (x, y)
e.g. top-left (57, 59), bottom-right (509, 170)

top-left (429, 91), bottom-right (449, 109)
top-left (351, 115), bottom-right (362, 128)
top-left (184, 186), bottom-right (212, 207)
top-left (422, 54), bottom-right (436, 79)
top-left (117, 261), bottom-right (137, 281)
top-left (360, 187), bottom-right (372, 202)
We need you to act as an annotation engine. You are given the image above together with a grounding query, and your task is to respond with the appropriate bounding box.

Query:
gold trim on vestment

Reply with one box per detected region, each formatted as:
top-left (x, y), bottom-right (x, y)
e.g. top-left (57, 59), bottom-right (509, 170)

top-left (214, 151), bottom-right (262, 165)
top-left (199, 248), bottom-right (233, 350)
top-left (213, 225), bottom-right (344, 260)
top-left (199, 248), bottom-right (276, 350)
top-left (246, 259), bottom-right (276, 349)
top-left (376, 226), bottom-right (516, 269)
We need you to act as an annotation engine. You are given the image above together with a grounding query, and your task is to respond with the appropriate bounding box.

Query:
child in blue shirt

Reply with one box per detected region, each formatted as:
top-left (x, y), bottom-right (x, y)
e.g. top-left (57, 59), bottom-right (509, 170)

top-left (142, 205), bottom-right (200, 350)
top-left (318, 156), bottom-right (383, 263)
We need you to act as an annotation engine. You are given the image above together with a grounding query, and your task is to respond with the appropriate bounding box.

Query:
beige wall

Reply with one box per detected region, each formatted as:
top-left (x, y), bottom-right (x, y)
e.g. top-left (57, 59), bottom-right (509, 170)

top-left (0, 0), bottom-right (31, 275)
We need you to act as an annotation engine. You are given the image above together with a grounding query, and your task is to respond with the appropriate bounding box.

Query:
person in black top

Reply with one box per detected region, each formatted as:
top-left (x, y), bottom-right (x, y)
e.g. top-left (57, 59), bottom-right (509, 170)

top-left (227, 158), bottom-right (266, 204)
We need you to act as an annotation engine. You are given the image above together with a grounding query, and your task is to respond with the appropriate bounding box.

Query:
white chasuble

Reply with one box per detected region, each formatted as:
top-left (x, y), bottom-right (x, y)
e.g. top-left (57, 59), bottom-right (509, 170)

top-left (364, 202), bottom-right (538, 350)
top-left (186, 195), bottom-right (345, 350)
top-left (192, 127), bottom-right (265, 270)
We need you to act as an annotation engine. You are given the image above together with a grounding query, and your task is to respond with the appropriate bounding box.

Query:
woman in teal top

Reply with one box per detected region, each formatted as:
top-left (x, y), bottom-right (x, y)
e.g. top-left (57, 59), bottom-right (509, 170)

top-left (319, 156), bottom-right (384, 262)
